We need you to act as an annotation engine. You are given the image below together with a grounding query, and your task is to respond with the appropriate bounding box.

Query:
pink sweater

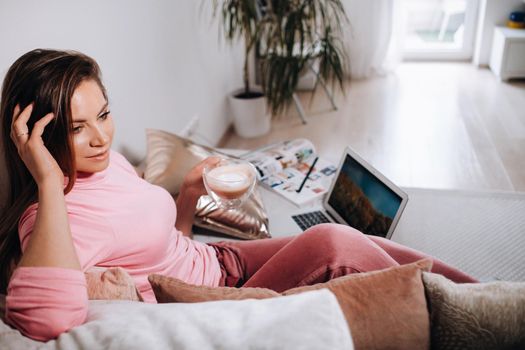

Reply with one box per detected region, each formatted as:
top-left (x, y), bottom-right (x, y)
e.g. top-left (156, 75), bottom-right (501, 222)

top-left (6, 150), bottom-right (222, 341)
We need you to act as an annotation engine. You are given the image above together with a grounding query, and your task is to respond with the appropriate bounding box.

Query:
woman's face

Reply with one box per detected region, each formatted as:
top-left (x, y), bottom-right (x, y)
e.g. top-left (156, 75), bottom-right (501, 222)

top-left (70, 79), bottom-right (114, 174)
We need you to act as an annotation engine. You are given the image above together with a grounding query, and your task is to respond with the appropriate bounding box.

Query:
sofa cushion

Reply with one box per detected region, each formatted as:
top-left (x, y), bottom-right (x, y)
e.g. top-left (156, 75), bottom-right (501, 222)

top-left (423, 272), bottom-right (525, 350)
top-left (85, 267), bottom-right (143, 302)
top-left (0, 290), bottom-right (354, 350)
top-left (149, 259), bottom-right (433, 350)
top-left (148, 273), bottom-right (279, 303)
top-left (143, 129), bottom-right (224, 195)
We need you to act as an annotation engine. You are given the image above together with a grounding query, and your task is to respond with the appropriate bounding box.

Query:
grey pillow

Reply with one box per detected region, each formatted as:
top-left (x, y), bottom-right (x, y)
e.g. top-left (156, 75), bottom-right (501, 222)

top-left (422, 272), bottom-right (525, 350)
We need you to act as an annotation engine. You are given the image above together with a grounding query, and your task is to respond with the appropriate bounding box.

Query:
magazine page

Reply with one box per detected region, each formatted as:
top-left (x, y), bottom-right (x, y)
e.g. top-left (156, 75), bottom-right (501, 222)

top-left (242, 139), bottom-right (315, 179)
top-left (262, 156), bottom-right (337, 206)
top-left (241, 139), bottom-right (338, 206)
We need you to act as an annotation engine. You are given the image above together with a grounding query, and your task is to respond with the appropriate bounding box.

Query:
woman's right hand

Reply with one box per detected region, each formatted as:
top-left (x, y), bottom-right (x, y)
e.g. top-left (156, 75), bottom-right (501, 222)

top-left (10, 104), bottom-right (64, 186)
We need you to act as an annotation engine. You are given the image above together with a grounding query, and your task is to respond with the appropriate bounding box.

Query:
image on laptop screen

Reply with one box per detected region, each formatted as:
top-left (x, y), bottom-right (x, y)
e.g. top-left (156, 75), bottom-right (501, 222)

top-left (327, 154), bottom-right (403, 237)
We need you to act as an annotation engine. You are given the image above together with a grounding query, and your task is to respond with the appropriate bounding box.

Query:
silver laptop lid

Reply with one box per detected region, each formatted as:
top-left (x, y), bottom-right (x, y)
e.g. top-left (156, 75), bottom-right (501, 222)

top-left (323, 146), bottom-right (408, 239)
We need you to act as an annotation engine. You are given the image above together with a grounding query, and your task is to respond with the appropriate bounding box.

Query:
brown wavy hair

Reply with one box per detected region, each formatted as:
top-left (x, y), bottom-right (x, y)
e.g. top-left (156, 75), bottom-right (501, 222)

top-left (0, 49), bottom-right (107, 293)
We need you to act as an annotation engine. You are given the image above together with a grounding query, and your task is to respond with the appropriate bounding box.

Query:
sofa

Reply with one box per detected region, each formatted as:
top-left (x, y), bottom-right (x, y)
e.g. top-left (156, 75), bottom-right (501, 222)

top-left (1, 259), bottom-right (524, 350)
top-left (1, 131), bottom-right (524, 350)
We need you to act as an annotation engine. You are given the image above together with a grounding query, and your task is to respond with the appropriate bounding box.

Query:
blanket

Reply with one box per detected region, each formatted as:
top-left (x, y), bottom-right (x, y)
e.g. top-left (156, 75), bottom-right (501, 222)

top-left (0, 289), bottom-right (353, 350)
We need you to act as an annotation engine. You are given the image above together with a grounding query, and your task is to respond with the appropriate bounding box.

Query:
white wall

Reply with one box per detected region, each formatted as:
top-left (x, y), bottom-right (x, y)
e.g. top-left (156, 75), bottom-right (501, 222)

top-left (473, 0), bottom-right (525, 66)
top-left (0, 0), bottom-right (244, 211)
top-left (0, 0), bottom-right (243, 162)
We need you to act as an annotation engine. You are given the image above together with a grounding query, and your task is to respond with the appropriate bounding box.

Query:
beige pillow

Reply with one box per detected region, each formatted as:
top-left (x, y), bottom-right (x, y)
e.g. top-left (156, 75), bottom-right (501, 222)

top-left (143, 129), bottom-right (270, 240)
top-left (85, 267), bottom-right (142, 302)
top-left (144, 129), bottom-right (227, 195)
top-left (149, 259), bottom-right (433, 350)
top-left (0, 268), bottom-right (140, 324)
top-left (0, 268), bottom-right (141, 323)
top-left (423, 272), bottom-right (525, 350)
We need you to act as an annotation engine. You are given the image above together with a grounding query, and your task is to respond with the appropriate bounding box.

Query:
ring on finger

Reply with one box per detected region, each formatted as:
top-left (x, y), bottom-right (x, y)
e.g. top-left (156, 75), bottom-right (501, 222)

top-left (16, 132), bottom-right (29, 137)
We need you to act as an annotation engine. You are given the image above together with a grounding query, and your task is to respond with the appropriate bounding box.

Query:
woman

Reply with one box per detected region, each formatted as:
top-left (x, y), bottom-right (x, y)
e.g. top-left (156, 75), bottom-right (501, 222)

top-left (0, 49), bottom-right (476, 342)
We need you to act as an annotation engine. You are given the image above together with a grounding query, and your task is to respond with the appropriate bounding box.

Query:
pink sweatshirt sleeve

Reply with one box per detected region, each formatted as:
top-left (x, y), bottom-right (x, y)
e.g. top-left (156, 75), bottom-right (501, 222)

top-left (6, 267), bottom-right (88, 342)
top-left (5, 206), bottom-right (89, 341)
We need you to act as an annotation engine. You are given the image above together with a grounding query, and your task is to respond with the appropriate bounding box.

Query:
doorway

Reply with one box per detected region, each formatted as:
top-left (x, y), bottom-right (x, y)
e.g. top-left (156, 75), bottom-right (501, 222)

top-left (401, 0), bottom-right (480, 60)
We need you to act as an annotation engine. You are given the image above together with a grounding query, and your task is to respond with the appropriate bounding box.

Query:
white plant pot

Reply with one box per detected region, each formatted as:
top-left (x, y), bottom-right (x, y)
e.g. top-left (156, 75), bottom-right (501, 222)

top-left (229, 88), bottom-right (271, 138)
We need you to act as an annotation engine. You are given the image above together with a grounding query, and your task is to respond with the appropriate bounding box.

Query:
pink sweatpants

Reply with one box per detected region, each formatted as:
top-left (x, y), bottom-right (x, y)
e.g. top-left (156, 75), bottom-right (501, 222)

top-left (208, 223), bottom-right (477, 292)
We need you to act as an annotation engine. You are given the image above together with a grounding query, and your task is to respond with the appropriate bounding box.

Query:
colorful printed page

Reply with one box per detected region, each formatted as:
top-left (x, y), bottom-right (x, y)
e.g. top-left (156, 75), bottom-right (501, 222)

top-left (241, 139), bottom-right (337, 206)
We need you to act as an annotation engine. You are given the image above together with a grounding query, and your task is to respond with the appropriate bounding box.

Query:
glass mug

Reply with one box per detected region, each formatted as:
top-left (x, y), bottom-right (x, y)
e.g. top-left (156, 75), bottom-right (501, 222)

top-left (203, 158), bottom-right (257, 209)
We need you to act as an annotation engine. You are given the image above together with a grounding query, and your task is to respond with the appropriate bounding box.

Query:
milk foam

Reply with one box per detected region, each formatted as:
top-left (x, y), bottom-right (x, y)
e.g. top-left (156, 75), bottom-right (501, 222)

top-left (213, 171), bottom-right (248, 187)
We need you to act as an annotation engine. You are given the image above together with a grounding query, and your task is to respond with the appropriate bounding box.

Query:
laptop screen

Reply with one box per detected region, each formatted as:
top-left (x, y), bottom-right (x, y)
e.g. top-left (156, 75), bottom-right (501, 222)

top-left (327, 154), bottom-right (403, 237)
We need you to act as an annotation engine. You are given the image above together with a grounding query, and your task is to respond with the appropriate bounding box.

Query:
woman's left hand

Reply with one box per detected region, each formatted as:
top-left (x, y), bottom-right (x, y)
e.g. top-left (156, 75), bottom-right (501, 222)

top-left (180, 156), bottom-right (222, 199)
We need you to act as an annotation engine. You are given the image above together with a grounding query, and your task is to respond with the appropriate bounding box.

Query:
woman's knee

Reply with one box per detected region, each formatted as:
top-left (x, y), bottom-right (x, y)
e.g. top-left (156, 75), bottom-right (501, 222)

top-left (304, 222), bottom-right (361, 237)
top-left (300, 223), bottom-right (398, 270)
top-left (300, 224), bottom-right (372, 260)
top-left (302, 223), bottom-right (369, 251)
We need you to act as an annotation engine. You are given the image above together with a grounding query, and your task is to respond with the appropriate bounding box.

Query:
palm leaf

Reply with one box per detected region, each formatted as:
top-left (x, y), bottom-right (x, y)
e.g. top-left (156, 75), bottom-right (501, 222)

top-left (212, 0), bottom-right (349, 115)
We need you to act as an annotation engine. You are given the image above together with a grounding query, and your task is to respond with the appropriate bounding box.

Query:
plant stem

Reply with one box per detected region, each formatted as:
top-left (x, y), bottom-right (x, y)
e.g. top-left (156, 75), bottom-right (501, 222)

top-left (244, 31), bottom-right (251, 94)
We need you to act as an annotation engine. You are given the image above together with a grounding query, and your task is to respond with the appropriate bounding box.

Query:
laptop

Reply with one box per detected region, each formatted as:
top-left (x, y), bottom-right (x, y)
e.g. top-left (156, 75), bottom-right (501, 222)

top-left (289, 146), bottom-right (408, 239)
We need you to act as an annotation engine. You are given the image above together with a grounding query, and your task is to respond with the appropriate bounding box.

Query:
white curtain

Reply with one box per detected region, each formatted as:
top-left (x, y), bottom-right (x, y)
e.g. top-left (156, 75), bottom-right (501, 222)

top-left (341, 0), bottom-right (404, 79)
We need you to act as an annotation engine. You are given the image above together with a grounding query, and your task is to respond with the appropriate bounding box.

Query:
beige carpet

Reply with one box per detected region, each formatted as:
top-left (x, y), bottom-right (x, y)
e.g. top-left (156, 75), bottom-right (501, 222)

top-left (393, 188), bottom-right (525, 282)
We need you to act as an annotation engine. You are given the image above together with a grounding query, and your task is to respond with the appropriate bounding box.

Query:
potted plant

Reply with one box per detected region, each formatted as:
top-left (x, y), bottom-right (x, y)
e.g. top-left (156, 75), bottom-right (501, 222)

top-left (213, 0), bottom-right (348, 138)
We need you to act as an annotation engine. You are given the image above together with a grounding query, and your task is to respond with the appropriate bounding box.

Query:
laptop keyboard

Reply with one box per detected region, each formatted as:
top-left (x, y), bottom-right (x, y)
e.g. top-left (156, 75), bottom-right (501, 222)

top-left (292, 211), bottom-right (331, 231)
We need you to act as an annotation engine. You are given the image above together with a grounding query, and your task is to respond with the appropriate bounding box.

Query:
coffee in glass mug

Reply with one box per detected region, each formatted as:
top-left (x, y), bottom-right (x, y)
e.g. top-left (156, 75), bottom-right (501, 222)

top-left (203, 159), bottom-right (257, 209)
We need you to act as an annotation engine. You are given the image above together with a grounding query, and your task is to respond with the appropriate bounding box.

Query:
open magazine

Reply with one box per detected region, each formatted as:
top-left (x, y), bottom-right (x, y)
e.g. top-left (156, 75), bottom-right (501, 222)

top-left (241, 139), bottom-right (337, 206)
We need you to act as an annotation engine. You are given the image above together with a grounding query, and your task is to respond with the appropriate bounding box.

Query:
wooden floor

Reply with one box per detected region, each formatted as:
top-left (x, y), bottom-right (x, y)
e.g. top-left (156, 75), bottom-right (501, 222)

top-left (220, 63), bottom-right (525, 192)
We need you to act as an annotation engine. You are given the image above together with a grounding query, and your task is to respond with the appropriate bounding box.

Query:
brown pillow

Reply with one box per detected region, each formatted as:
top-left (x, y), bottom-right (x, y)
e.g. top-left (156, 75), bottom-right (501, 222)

top-left (85, 267), bottom-right (143, 301)
top-left (422, 272), bottom-right (525, 350)
top-left (149, 273), bottom-right (279, 303)
top-left (149, 259), bottom-right (433, 350)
